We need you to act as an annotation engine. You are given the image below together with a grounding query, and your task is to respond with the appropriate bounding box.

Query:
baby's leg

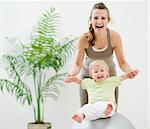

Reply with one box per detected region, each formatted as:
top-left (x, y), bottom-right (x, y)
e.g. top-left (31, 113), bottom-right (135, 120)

top-left (72, 113), bottom-right (85, 123)
top-left (93, 101), bottom-right (116, 118)
top-left (72, 102), bottom-right (115, 123)
top-left (103, 103), bottom-right (113, 117)
top-left (72, 104), bottom-right (98, 122)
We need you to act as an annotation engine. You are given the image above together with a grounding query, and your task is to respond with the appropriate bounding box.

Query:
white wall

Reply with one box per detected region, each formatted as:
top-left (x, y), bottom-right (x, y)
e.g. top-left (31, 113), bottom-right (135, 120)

top-left (0, 1), bottom-right (149, 129)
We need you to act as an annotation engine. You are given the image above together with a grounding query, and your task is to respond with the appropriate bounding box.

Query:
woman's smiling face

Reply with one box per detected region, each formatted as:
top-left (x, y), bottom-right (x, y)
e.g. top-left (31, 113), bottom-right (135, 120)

top-left (90, 9), bottom-right (109, 33)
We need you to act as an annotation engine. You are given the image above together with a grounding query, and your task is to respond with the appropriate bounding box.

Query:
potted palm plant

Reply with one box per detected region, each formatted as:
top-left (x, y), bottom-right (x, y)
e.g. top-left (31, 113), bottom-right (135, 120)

top-left (0, 7), bottom-right (76, 129)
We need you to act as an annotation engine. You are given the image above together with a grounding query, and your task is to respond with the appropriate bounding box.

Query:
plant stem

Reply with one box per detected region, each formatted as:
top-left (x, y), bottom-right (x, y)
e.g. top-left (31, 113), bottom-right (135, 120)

top-left (42, 98), bottom-right (44, 122)
top-left (33, 69), bottom-right (38, 122)
top-left (37, 69), bottom-right (42, 123)
top-left (33, 104), bottom-right (36, 122)
top-left (37, 95), bottom-right (41, 122)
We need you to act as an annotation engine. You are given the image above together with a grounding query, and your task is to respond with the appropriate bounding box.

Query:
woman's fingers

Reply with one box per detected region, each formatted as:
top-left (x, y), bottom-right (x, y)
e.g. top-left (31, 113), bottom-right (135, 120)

top-left (64, 74), bottom-right (76, 83)
top-left (128, 69), bottom-right (139, 78)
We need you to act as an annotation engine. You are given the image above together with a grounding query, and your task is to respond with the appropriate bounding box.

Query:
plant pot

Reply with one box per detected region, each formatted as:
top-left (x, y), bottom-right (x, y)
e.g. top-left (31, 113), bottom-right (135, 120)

top-left (28, 122), bottom-right (51, 129)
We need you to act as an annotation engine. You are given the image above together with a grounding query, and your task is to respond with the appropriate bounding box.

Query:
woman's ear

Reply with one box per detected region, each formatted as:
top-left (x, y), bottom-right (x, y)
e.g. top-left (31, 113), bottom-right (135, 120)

top-left (88, 21), bottom-right (92, 27)
top-left (108, 17), bottom-right (112, 22)
top-left (108, 17), bottom-right (112, 25)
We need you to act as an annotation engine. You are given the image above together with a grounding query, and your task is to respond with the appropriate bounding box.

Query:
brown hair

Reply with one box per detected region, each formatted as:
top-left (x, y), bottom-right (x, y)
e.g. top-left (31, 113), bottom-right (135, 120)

top-left (88, 2), bottom-right (110, 46)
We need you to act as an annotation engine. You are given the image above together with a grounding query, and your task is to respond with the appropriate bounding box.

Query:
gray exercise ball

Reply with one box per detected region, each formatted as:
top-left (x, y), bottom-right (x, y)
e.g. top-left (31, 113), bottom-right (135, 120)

top-left (71, 113), bottom-right (136, 129)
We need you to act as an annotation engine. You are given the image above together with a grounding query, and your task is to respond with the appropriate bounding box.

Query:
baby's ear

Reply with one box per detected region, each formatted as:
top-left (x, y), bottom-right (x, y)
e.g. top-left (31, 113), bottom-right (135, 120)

top-left (89, 72), bottom-right (93, 78)
top-left (106, 71), bottom-right (109, 78)
top-left (89, 70), bottom-right (91, 77)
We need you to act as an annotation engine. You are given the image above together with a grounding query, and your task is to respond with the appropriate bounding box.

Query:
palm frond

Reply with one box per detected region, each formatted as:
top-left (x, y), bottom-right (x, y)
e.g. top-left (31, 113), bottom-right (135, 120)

top-left (2, 55), bottom-right (23, 79)
top-left (1, 54), bottom-right (32, 105)
top-left (23, 7), bottom-right (77, 73)
top-left (58, 36), bottom-right (77, 67)
top-left (41, 73), bottom-right (66, 101)
top-left (33, 7), bottom-right (60, 41)
top-left (0, 79), bottom-right (32, 105)
top-left (22, 7), bottom-right (61, 72)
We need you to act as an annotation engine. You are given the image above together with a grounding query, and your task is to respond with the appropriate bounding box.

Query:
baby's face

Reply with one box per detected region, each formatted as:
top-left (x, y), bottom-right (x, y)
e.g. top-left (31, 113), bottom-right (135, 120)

top-left (91, 64), bottom-right (108, 82)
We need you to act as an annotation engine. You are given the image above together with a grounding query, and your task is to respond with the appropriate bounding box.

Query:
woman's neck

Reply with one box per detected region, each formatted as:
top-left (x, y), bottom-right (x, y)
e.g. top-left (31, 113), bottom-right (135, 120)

top-left (94, 29), bottom-right (107, 42)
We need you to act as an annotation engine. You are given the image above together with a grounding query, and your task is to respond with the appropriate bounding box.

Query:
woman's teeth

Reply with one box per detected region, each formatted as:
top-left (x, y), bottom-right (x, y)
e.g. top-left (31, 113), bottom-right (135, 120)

top-left (96, 25), bottom-right (104, 28)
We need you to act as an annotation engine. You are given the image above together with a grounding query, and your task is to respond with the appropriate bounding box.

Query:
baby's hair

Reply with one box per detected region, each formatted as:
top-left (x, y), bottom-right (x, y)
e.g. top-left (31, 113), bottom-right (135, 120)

top-left (89, 60), bottom-right (109, 77)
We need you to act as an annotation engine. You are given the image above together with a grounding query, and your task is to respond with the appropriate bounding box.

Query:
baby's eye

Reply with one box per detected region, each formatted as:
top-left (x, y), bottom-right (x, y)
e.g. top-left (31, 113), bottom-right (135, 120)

top-left (94, 71), bottom-right (99, 73)
top-left (101, 17), bottom-right (106, 20)
top-left (101, 70), bottom-right (104, 72)
top-left (94, 16), bottom-right (98, 19)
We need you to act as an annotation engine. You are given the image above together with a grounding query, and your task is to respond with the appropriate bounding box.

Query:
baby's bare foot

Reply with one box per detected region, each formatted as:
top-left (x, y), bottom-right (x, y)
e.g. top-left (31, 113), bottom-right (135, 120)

top-left (103, 104), bottom-right (113, 117)
top-left (72, 113), bottom-right (85, 123)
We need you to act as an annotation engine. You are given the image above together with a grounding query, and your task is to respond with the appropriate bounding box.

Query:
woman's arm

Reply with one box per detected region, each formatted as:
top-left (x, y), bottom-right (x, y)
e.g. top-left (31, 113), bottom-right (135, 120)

top-left (68, 33), bottom-right (89, 76)
top-left (64, 33), bottom-right (89, 82)
top-left (111, 31), bottom-right (132, 73)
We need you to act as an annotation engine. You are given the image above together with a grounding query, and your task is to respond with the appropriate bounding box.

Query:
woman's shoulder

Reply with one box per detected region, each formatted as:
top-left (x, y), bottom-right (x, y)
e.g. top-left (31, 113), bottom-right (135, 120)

top-left (78, 32), bottom-right (89, 48)
top-left (109, 29), bottom-right (122, 47)
top-left (110, 29), bottom-right (121, 38)
top-left (79, 32), bottom-right (89, 40)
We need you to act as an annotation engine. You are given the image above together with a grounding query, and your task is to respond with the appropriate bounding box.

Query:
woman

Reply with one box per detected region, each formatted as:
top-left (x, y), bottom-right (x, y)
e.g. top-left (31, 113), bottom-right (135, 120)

top-left (65, 2), bottom-right (135, 107)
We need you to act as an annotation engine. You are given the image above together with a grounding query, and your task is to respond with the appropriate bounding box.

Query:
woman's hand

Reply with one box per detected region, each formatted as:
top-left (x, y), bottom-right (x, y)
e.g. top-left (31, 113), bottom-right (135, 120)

top-left (64, 74), bottom-right (82, 84)
top-left (127, 69), bottom-right (139, 79)
top-left (64, 74), bottom-right (77, 83)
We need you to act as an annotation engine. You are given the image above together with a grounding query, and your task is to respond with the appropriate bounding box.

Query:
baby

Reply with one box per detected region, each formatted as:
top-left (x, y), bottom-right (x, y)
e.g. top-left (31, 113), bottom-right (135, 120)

top-left (65, 60), bottom-right (139, 123)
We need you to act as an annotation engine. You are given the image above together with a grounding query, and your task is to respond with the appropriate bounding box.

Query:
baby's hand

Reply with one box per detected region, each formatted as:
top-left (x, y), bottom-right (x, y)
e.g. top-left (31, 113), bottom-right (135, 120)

top-left (64, 74), bottom-right (77, 83)
top-left (127, 69), bottom-right (139, 79)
